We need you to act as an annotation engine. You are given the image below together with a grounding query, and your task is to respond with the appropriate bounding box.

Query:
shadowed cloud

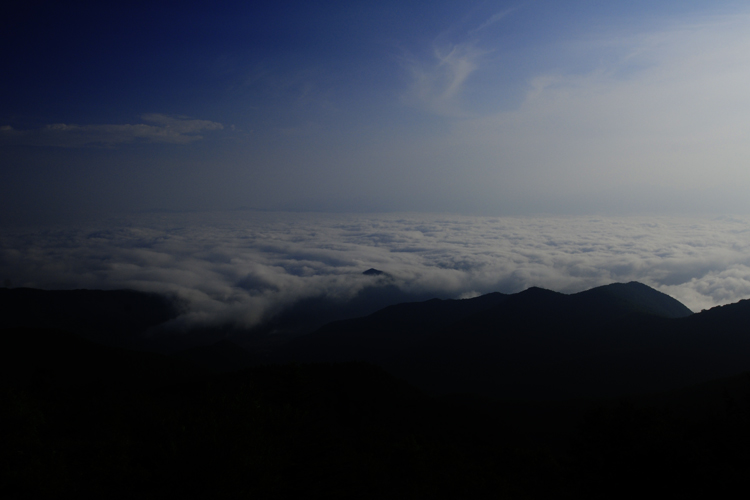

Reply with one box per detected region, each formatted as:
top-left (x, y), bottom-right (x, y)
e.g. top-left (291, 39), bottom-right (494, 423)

top-left (2, 212), bottom-right (750, 336)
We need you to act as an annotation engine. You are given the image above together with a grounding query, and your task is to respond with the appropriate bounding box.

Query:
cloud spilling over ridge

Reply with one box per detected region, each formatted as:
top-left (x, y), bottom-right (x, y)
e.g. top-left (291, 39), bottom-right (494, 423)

top-left (1, 212), bottom-right (750, 331)
top-left (0, 114), bottom-right (223, 147)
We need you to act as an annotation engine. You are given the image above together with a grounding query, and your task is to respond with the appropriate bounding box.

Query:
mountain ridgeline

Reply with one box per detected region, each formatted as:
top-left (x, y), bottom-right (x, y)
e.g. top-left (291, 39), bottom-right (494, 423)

top-left (7, 281), bottom-right (750, 402)
top-left (272, 281), bottom-right (743, 399)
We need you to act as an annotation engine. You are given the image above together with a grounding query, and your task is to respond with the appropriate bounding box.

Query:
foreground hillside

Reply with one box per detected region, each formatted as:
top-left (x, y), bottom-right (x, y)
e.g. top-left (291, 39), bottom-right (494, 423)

top-left (1, 328), bottom-right (564, 498)
top-left (6, 282), bottom-right (750, 402)
top-left (0, 288), bottom-right (182, 351)
top-left (4, 327), bottom-right (750, 498)
top-left (5, 283), bottom-right (750, 497)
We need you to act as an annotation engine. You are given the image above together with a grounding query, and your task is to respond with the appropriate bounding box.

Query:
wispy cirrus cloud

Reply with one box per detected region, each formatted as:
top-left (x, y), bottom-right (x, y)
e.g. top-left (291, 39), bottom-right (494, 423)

top-left (468, 7), bottom-right (517, 35)
top-left (0, 114), bottom-right (223, 147)
top-left (402, 42), bottom-right (486, 116)
top-left (401, 6), bottom-right (518, 117)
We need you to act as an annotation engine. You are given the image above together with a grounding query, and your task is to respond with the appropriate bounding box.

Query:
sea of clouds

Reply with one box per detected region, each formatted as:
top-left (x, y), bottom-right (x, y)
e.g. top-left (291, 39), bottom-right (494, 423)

top-left (2, 211), bottom-right (750, 331)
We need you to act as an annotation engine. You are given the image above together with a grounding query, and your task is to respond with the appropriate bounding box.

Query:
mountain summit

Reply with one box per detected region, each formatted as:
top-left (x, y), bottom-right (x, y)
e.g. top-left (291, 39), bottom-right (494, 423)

top-left (362, 268), bottom-right (387, 276)
top-left (575, 281), bottom-right (693, 318)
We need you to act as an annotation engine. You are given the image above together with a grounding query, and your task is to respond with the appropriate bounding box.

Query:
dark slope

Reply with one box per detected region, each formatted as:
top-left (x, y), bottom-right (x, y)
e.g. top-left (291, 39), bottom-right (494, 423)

top-left (0, 284), bottom-right (447, 362)
top-left (362, 267), bottom-right (387, 276)
top-left (1, 327), bottom-right (565, 498)
top-left (6, 295), bottom-right (750, 496)
top-left (276, 282), bottom-right (686, 367)
top-left (393, 291), bottom-right (750, 400)
top-left (654, 299), bottom-right (750, 381)
top-left (395, 285), bottom-right (678, 399)
top-left (6, 327), bottom-right (750, 498)
top-left (0, 288), bottom-right (181, 350)
top-left (0, 327), bottom-right (207, 391)
top-left (272, 281), bottom-right (746, 400)
top-left (272, 292), bottom-right (509, 364)
top-left (173, 339), bottom-right (262, 372)
top-left (423, 282), bottom-right (690, 363)
top-left (240, 280), bottom-right (439, 341)
top-left (565, 367), bottom-right (750, 498)
top-left (574, 281), bottom-right (693, 318)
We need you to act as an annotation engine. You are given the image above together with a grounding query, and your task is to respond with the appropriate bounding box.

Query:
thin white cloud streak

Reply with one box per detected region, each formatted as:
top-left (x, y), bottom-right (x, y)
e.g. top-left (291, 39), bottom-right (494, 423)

top-left (438, 45), bottom-right (480, 100)
top-left (401, 43), bottom-right (485, 116)
top-left (400, 6), bottom-right (509, 117)
top-left (0, 114), bottom-right (223, 147)
top-left (2, 212), bottom-right (750, 332)
top-left (468, 7), bottom-right (516, 35)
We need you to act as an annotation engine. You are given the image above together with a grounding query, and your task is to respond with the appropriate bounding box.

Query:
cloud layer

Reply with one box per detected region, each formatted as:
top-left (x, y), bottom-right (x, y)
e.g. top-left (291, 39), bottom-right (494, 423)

top-left (0, 114), bottom-right (223, 147)
top-left (2, 212), bottom-right (750, 334)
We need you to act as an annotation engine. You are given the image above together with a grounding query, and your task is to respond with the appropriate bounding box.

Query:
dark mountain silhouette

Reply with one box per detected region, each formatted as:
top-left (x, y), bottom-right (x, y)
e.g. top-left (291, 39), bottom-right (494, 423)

top-left (362, 267), bottom-right (387, 276)
top-left (0, 327), bottom-right (206, 391)
top-left (576, 281), bottom-right (693, 318)
top-left (273, 291), bottom-right (509, 364)
top-left (4, 325), bottom-right (750, 497)
top-left (0, 282), bottom-right (440, 353)
top-left (227, 269), bottom-right (439, 351)
top-left (0, 288), bottom-right (182, 350)
top-left (0, 326), bottom-right (568, 498)
top-left (5, 282), bottom-right (750, 497)
top-left (271, 281), bottom-right (750, 400)
top-left (237, 281), bottom-right (436, 341)
top-left (173, 339), bottom-right (261, 372)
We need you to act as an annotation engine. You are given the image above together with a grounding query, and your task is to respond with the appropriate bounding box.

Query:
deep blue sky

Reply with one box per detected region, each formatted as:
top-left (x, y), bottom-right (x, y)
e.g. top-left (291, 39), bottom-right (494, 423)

top-left (2, 1), bottom-right (749, 224)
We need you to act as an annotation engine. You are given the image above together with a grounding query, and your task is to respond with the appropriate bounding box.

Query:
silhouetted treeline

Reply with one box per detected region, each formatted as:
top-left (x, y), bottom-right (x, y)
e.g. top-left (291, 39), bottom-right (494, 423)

top-left (5, 282), bottom-right (750, 497)
top-left (572, 376), bottom-right (750, 498)
top-left (5, 328), bottom-right (750, 498)
top-left (1, 328), bottom-right (564, 498)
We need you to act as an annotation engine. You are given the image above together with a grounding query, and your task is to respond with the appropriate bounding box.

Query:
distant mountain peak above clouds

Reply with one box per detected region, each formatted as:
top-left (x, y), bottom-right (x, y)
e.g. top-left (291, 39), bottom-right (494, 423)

top-left (363, 268), bottom-right (387, 276)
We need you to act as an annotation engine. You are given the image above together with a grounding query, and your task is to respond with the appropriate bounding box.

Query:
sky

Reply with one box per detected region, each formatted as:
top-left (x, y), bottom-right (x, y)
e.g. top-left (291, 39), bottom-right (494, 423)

top-left (3, 1), bottom-right (750, 222)
top-left (3, 2), bottom-right (750, 334)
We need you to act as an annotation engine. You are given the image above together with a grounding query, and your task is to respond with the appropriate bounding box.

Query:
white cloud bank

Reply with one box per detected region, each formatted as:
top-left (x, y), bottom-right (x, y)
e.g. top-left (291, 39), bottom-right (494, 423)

top-left (2, 212), bottom-right (750, 332)
top-left (0, 114), bottom-right (223, 147)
